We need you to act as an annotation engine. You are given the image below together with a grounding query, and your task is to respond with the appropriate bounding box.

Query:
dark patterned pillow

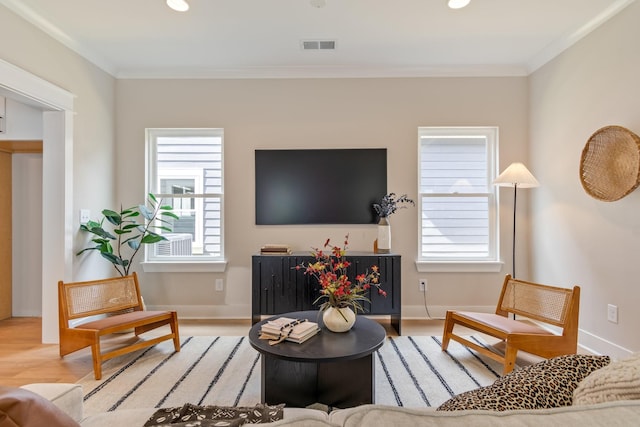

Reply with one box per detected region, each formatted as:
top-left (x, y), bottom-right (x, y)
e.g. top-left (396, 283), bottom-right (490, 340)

top-left (437, 354), bottom-right (610, 411)
top-left (144, 403), bottom-right (285, 426)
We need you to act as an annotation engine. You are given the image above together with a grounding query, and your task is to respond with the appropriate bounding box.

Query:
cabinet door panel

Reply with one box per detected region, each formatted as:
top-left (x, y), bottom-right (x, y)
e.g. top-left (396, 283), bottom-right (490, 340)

top-left (343, 255), bottom-right (399, 315)
top-left (296, 256), bottom-right (322, 311)
top-left (368, 256), bottom-right (399, 315)
top-left (258, 256), bottom-right (294, 315)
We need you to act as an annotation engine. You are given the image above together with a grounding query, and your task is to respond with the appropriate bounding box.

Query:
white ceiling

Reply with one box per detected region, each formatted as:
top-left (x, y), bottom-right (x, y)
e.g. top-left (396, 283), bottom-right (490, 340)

top-left (1, 0), bottom-right (634, 78)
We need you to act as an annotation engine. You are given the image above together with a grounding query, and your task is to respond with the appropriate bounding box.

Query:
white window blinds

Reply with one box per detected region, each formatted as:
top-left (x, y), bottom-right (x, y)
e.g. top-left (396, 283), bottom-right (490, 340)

top-left (418, 127), bottom-right (498, 261)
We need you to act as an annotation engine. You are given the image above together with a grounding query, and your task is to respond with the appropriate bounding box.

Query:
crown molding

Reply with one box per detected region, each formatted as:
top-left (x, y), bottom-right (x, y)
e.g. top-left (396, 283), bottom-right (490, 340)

top-left (116, 64), bottom-right (529, 80)
top-left (0, 0), bottom-right (117, 76)
top-left (526, 0), bottom-right (636, 73)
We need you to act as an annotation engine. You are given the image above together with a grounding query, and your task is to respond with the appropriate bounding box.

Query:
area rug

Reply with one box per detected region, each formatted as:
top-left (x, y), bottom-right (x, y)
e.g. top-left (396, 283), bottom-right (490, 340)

top-left (78, 335), bottom-right (504, 416)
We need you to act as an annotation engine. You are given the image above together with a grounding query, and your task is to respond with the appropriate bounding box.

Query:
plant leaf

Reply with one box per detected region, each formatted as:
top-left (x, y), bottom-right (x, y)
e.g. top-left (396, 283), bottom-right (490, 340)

top-left (161, 212), bottom-right (180, 220)
top-left (103, 210), bottom-right (122, 226)
top-left (122, 211), bottom-right (141, 220)
top-left (141, 234), bottom-right (165, 244)
top-left (114, 229), bottom-right (133, 235)
top-left (101, 252), bottom-right (124, 265)
top-left (98, 241), bottom-right (113, 253)
top-left (76, 247), bottom-right (99, 256)
top-left (88, 227), bottom-right (116, 240)
top-left (90, 238), bottom-right (110, 245)
top-left (139, 205), bottom-right (154, 220)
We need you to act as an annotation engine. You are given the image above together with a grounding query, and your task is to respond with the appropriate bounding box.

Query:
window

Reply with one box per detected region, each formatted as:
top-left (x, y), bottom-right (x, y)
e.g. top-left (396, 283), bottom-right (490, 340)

top-left (416, 127), bottom-right (500, 272)
top-left (145, 128), bottom-right (225, 272)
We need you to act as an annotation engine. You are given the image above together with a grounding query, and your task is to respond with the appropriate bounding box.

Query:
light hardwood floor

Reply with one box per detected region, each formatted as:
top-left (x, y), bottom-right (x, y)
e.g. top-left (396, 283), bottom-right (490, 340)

top-left (0, 316), bottom-right (455, 387)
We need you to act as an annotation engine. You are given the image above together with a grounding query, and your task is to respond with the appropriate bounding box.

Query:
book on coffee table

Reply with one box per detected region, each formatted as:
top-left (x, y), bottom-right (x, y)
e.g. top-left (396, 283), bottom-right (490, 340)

top-left (260, 317), bottom-right (320, 344)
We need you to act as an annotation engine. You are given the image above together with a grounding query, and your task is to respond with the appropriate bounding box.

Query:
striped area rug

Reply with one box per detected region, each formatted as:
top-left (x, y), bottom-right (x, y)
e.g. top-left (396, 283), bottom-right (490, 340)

top-left (78, 335), bottom-right (503, 416)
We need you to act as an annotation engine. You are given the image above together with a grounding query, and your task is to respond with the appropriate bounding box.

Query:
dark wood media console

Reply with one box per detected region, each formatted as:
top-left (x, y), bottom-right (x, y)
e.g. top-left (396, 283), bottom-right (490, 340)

top-left (251, 253), bottom-right (401, 334)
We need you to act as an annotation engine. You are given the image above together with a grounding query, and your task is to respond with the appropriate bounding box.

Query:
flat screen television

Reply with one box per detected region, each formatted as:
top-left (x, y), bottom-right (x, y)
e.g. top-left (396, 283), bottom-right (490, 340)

top-left (255, 148), bottom-right (387, 225)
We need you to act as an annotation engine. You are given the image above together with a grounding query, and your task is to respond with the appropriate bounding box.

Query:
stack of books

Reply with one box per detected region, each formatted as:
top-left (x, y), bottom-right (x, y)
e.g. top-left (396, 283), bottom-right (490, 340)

top-left (260, 244), bottom-right (292, 255)
top-left (259, 317), bottom-right (320, 345)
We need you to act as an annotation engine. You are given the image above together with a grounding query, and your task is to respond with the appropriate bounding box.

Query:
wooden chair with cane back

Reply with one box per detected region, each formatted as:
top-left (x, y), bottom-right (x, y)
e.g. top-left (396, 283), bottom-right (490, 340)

top-left (441, 274), bottom-right (580, 374)
top-left (58, 272), bottom-right (180, 379)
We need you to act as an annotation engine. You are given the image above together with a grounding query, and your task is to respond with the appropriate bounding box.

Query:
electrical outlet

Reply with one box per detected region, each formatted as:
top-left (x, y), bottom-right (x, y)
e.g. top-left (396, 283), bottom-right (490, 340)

top-left (419, 279), bottom-right (427, 292)
top-left (215, 279), bottom-right (224, 291)
top-left (79, 209), bottom-right (91, 224)
top-left (607, 304), bottom-right (618, 323)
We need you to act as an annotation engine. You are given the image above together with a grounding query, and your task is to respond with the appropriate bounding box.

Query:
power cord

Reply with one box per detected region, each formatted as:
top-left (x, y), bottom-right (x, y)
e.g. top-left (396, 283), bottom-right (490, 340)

top-left (422, 283), bottom-right (445, 320)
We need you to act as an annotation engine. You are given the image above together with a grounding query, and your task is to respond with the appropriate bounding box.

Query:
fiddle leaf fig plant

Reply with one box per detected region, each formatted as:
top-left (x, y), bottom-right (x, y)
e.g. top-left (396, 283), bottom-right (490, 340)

top-left (77, 193), bottom-right (179, 276)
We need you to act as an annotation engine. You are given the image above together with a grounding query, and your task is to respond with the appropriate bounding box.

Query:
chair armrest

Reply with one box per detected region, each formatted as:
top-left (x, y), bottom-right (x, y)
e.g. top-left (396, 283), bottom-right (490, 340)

top-left (21, 383), bottom-right (84, 422)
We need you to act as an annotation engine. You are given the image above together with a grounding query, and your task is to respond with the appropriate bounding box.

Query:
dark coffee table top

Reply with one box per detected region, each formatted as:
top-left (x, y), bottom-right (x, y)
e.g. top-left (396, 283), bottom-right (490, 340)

top-left (248, 310), bottom-right (386, 363)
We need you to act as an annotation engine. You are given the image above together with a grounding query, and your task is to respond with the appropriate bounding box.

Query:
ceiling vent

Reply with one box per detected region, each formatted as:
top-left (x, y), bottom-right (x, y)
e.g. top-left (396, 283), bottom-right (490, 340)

top-left (301, 40), bottom-right (336, 50)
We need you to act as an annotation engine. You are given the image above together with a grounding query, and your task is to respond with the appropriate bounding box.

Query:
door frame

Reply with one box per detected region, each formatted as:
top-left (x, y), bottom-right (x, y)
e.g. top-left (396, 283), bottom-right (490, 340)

top-left (0, 59), bottom-right (74, 343)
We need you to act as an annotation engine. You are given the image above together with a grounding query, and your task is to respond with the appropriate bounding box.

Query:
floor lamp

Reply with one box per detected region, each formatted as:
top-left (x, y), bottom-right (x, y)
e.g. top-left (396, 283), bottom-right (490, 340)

top-left (494, 162), bottom-right (539, 279)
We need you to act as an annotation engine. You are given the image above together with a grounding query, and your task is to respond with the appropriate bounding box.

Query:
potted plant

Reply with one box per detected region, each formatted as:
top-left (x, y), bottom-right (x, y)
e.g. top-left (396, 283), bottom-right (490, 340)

top-left (77, 193), bottom-right (178, 277)
top-left (296, 235), bottom-right (385, 332)
top-left (372, 193), bottom-right (415, 253)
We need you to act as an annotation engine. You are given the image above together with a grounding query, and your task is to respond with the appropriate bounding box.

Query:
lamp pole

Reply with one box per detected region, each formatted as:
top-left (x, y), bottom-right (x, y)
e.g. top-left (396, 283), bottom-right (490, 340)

top-left (512, 184), bottom-right (518, 279)
top-left (493, 162), bottom-right (539, 281)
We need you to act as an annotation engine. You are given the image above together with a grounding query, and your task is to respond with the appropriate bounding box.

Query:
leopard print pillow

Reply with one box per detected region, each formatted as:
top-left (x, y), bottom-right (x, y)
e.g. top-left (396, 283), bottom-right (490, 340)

top-left (437, 354), bottom-right (610, 411)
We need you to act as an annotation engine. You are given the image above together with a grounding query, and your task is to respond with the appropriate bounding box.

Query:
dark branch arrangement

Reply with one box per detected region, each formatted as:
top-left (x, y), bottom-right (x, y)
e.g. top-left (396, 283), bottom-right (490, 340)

top-left (373, 193), bottom-right (415, 218)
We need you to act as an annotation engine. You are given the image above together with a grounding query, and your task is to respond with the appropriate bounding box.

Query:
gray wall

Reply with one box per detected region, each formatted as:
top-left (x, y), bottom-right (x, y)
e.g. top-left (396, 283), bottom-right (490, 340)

top-left (530, 0), bottom-right (640, 358)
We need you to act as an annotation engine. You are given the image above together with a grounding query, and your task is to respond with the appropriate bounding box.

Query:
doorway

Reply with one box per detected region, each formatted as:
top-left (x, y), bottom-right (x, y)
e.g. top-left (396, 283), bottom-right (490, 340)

top-left (0, 140), bottom-right (43, 319)
top-left (0, 59), bottom-right (74, 343)
top-left (0, 141), bottom-right (44, 319)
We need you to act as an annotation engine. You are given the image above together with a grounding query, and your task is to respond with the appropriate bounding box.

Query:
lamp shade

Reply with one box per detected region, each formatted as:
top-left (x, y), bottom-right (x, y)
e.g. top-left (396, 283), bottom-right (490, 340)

top-left (167, 0), bottom-right (189, 12)
top-left (448, 0), bottom-right (471, 9)
top-left (494, 162), bottom-right (539, 188)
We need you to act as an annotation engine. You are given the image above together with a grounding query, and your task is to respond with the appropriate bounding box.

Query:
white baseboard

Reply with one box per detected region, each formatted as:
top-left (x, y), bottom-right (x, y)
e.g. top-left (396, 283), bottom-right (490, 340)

top-left (402, 304), bottom-right (494, 320)
top-left (524, 319), bottom-right (633, 359)
top-left (147, 304), bottom-right (251, 319)
top-left (577, 329), bottom-right (635, 360)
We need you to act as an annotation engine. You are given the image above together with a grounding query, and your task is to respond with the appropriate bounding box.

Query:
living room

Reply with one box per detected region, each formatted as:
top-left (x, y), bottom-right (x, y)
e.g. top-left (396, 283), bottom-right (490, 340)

top-left (0, 0), bottom-right (638, 374)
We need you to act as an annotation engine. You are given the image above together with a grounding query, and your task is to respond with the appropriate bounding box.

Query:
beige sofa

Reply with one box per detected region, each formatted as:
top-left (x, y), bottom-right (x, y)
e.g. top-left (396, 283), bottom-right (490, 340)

top-left (22, 382), bottom-right (640, 427)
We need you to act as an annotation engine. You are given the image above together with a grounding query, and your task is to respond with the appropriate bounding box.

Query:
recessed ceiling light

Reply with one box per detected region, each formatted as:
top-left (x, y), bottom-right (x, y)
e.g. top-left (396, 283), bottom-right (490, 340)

top-left (448, 0), bottom-right (470, 9)
top-left (167, 0), bottom-right (189, 12)
top-left (310, 0), bottom-right (326, 8)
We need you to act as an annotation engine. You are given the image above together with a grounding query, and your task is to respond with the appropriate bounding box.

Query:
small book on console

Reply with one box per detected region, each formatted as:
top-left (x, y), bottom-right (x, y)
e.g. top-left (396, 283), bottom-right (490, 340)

top-left (260, 244), bottom-right (292, 255)
top-left (259, 317), bottom-right (320, 344)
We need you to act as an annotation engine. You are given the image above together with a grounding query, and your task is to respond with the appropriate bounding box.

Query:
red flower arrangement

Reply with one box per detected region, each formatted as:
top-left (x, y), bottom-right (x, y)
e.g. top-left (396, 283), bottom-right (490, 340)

top-left (296, 235), bottom-right (386, 319)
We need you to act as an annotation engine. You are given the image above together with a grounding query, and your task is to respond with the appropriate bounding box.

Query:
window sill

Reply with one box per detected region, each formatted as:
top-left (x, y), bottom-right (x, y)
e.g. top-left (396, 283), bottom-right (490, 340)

top-left (141, 261), bottom-right (227, 273)
top-left (415, 260), bottom-right (503, 273)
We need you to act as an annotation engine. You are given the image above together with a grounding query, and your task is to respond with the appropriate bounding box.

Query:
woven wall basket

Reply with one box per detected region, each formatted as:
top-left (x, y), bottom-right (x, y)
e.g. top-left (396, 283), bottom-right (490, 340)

top-left (580, 125), bottom-right (640, 202)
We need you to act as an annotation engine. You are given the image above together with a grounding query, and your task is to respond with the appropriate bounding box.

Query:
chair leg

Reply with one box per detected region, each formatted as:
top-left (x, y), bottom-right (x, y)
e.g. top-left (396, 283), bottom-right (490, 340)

top-left (91, 341), bottom-right (102, 380)
top-left (441, 311), bottom-right (454, 351)
top-left (503, 345), bottom-right (518, 374)
top-left (171, 316), bottom-right (181, 352)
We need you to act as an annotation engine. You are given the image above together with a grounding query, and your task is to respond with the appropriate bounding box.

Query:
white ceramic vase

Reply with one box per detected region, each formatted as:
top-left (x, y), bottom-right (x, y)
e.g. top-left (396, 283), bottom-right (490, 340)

top-left (322, 306), bottom-right (356, 332)
top-left (377, 217), bottom-right (391, 253)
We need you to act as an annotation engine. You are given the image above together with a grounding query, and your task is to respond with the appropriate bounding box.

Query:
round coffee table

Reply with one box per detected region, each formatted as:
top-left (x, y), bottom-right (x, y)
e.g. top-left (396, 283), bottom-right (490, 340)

top-left (249, 310), bottom-right (386, 408)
